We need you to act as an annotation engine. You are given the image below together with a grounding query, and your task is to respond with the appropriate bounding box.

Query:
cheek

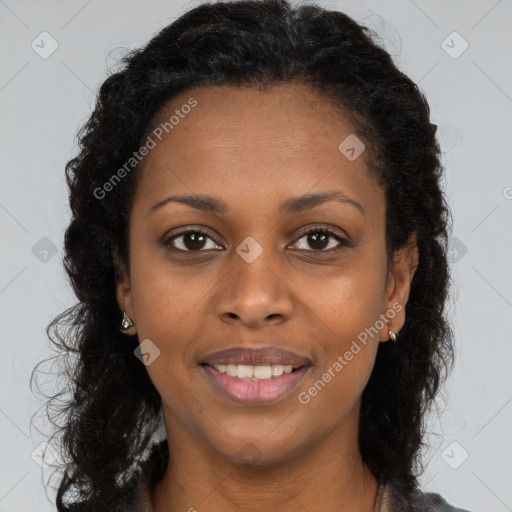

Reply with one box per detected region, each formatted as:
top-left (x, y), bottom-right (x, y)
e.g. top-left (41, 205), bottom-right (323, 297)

top-left (298, 340), bottom-right (378, 427)
top-left (297, 269), bottom-right (384, 396)
top-left (129, 249), bottom-right (211, 345)
top-left (302, 267), bottom-right (385, 345)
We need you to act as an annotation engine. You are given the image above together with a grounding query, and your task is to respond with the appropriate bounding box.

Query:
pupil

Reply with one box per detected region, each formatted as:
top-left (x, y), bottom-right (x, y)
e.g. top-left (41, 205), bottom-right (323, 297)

top-left (308, 232), bottom-right (328, 250)
top-left (184, 232), bottom-right (206, 250)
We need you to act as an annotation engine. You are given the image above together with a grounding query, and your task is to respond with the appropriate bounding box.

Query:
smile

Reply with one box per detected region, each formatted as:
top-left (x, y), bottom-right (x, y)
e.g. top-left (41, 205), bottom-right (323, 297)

top-left (201, 363), bottom-right (311, 404)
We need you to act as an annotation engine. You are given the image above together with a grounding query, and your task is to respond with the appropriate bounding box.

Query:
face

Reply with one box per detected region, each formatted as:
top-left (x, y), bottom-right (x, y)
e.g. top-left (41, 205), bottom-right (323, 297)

top-left (116, 84), bottom-right (418, 466)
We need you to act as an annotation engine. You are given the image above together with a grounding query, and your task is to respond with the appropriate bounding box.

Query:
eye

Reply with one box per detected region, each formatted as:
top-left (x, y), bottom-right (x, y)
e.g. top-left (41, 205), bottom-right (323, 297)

top-left (290, 227), bottom-right (348, 252)
top-left (163, 229), bottom-right (223, 252)
top-left (163, 226), bottom-right (348, 253)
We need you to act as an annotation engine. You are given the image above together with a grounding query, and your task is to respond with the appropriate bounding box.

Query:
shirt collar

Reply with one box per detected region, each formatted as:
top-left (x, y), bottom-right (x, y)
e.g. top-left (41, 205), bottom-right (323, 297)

top-left (132, 474), bottom-right (391, 512)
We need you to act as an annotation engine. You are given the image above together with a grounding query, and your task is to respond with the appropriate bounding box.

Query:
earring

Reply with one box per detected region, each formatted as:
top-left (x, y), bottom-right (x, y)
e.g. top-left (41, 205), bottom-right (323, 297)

top-left (388, 329), bottom-right (398, 342)
top-left (120, 311), bottom-right (136, 333)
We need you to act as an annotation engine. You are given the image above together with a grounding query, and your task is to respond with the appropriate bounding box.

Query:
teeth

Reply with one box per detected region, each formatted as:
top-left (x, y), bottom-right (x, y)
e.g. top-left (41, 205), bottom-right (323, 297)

top-left (253, 365), bottom-right (272, 379)
top-left (211, 364), bottom-right (296, 380)
top-left (236, 365), bottom-right (253, 379)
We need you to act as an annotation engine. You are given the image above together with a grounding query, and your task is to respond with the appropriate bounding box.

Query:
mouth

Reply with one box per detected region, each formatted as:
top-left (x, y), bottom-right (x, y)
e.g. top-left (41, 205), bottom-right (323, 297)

top-left (201, 363), bottom-right (311, 405)
top-left (199, 346), bottom-right (312, 405)
top-left (201, 362), bottom-right (306, 379)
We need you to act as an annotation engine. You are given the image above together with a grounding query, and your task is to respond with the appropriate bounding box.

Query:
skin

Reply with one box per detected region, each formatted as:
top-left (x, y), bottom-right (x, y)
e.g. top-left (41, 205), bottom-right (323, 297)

top-left (115, 83), bottom-right (418, 512)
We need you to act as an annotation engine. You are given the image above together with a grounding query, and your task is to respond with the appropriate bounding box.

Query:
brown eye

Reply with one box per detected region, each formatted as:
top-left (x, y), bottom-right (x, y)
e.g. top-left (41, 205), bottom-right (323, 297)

top-left (165, 230), bottom-right (223, 252)
top-left (291, 228), bottom-right (347, 252)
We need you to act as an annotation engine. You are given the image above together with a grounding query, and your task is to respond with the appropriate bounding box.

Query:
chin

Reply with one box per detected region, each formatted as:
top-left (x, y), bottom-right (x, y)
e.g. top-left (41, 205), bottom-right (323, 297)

top-left (208, 430), bottom-right (310, 468)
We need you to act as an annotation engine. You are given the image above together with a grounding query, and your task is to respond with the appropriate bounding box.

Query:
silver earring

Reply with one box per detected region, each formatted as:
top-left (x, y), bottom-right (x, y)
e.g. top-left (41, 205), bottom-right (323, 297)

top-left (120, 311), bottom-right (135, 332)
top-left (388, 330), bottom-right (398, 342)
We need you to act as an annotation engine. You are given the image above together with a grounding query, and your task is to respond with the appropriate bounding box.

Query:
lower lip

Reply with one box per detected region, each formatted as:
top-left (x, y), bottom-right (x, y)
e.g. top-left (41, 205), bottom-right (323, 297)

top-left (201, 364), bottom-right (311, 405)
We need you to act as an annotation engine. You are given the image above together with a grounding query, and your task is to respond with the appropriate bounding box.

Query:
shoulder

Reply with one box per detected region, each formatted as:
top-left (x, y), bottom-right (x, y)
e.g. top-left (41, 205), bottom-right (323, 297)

top-left (378, 479), bottom-right (474, 512)
top-left (408, 489), bottom-right (473, 512)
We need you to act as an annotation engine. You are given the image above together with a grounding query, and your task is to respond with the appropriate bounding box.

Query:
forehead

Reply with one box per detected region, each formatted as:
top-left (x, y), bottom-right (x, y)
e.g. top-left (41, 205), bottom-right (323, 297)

top-left (132, 84), bottom-right (385, 225)
top-left (148, 84), bottom-right (360, 156)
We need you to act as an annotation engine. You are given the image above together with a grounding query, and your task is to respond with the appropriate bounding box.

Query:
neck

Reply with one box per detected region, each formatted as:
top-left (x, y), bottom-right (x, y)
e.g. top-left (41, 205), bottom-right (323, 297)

top-left (151, 410), bottom-right (379, 512)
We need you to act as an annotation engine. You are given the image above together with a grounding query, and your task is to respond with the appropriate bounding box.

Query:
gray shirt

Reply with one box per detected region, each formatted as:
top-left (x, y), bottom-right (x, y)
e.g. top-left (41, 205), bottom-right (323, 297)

top-left (126, 473), bottom-right (473, 511)
top-left (375, 479), bottom-right (472, 511)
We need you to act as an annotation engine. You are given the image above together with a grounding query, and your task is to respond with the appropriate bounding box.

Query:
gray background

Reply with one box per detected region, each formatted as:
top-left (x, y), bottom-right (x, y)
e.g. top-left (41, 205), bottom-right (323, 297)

top-left (1, 0), bottom-right (511, 510)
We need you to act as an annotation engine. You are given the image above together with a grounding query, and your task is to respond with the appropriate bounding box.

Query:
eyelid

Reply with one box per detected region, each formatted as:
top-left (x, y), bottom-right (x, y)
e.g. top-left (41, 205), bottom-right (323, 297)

top-left (292, 224), bottom-right (348, 243)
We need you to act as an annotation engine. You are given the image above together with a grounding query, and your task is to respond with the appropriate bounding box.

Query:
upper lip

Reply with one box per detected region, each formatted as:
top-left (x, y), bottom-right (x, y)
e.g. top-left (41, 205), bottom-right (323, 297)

top-left (201, 347), bottom-right (312, 367)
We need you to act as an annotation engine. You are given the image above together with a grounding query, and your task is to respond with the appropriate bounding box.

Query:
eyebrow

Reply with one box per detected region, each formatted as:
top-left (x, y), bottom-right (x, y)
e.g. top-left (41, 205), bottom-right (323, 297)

top-left (147, 189), bottom-right (365, 217)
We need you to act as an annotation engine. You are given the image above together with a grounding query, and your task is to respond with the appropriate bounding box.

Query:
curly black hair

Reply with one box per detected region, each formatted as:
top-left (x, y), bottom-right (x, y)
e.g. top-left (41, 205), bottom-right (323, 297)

top-left (31, 0), bottom-right (455, 510)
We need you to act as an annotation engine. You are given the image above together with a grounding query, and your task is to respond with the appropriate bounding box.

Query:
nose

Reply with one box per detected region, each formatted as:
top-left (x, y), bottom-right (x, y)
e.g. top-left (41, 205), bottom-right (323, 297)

top-left (215, 248), bottom-right (294, 329)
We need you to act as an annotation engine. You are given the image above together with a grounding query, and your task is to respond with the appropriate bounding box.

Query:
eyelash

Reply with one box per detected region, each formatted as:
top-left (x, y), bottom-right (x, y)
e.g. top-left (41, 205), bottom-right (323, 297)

top-left (163, 226), bottom-right (348, 253)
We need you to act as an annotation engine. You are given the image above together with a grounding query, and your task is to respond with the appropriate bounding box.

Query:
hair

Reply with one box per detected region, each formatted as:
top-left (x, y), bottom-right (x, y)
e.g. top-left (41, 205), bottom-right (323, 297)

top-left (31, 0), bottom-right (455, 510)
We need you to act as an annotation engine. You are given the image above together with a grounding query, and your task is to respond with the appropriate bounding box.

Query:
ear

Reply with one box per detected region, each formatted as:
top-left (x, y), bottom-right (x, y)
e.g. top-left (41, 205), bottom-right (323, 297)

top-left (379, 233), bottom-right (419, 342)
top-left (113, 248), bottom-right (136, 333)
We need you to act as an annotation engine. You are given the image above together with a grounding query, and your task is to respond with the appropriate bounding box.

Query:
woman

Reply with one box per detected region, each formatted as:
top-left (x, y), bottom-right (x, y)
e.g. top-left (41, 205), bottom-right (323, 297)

top-left (37, 0), bottom-right (472, 510)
